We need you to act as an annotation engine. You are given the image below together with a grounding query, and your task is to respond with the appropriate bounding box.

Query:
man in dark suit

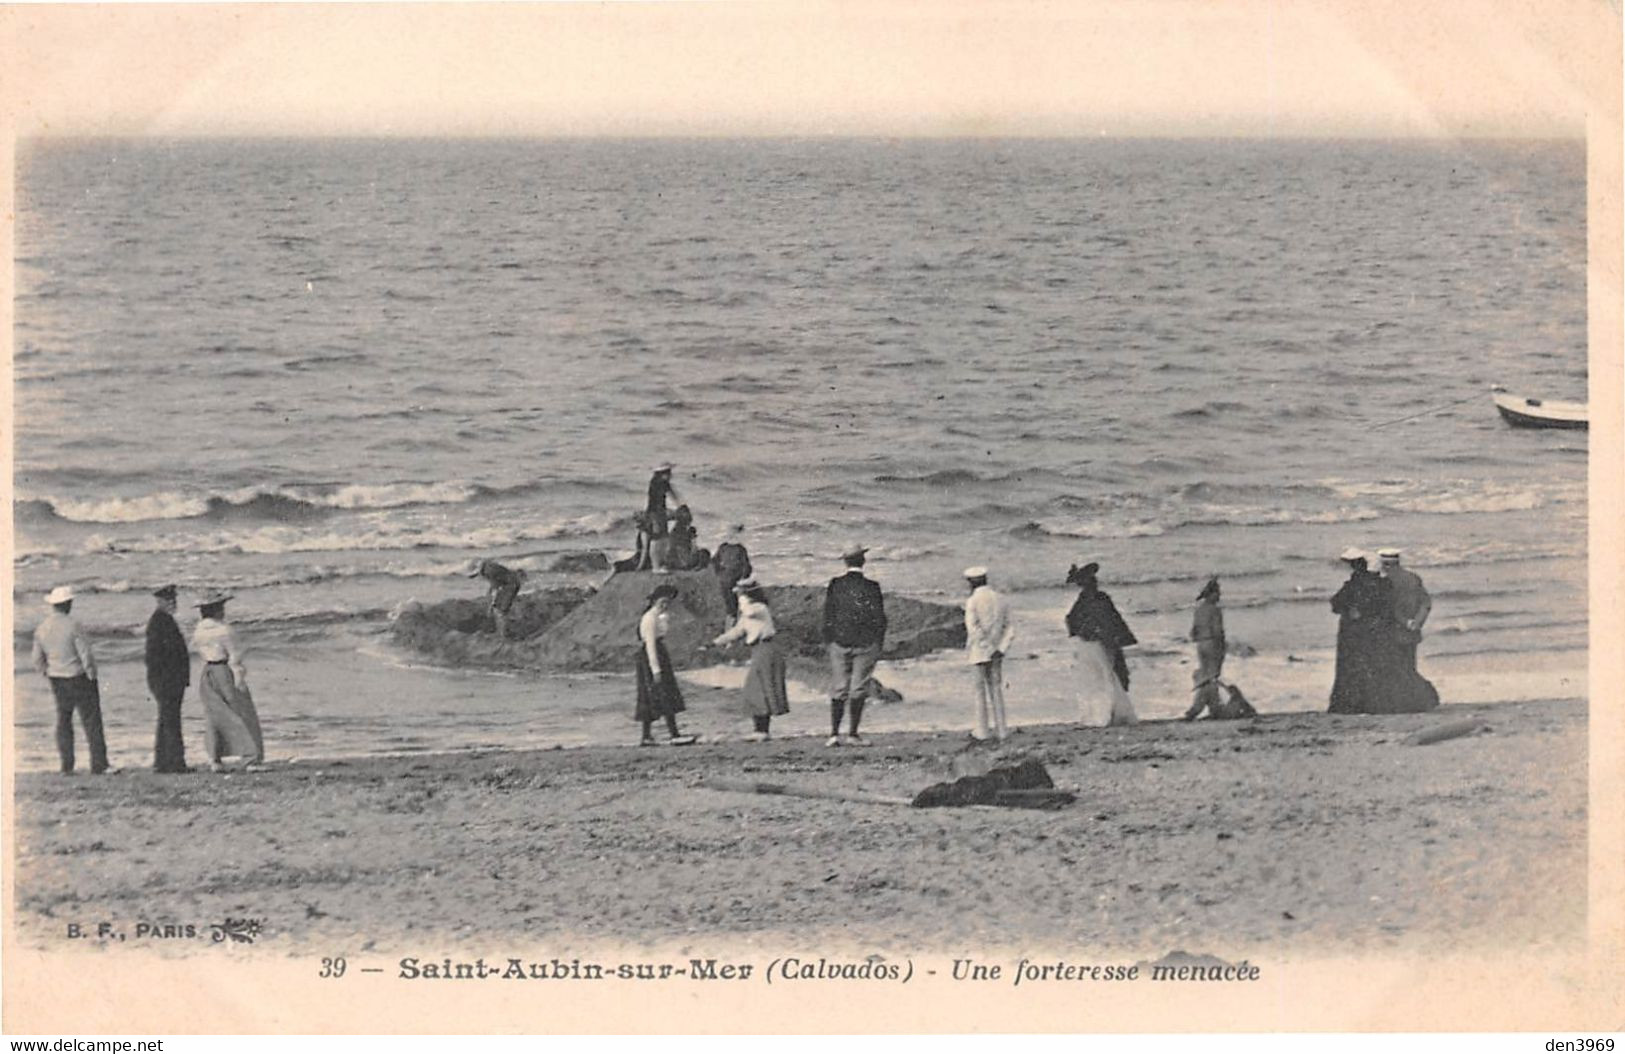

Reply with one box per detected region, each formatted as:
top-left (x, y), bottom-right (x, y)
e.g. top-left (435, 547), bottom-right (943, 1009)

top-left (711, 524), bottom-right (753, 618)
top-left (821, 543), bottom-right (887, 746)
top-left (145, 584), bottom-right (191, 773)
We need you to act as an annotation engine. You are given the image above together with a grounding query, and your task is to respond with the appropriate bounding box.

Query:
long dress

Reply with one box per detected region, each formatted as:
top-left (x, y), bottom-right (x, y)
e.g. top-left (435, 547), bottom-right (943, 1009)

top-left (1329, 570), bottom-right (1390, 714)
top-left (717, 596), bottom-right (790, 718)
top-left (1074, 639), bottom-right (1136, 726)
top-left (1067, 589), bottom-right (1137, 726)
top-left (633, 609), bottom-right (686, 722)
top-left (1188, 597), bottom-right (1226, 718)
top-left (192, 618), bottom-right (264, 762)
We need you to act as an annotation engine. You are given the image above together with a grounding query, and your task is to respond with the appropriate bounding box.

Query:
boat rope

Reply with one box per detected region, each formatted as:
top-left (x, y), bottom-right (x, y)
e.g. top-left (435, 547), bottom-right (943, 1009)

top-left (1369, 392), bottom-right (1484, 430)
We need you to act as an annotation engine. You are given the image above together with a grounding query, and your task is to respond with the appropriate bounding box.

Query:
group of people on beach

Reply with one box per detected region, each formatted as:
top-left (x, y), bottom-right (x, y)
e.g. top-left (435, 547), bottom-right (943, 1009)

top-left (27, 458), bottom-right (1439, 771)
top-left (1328, 547), bottom-right (1439, 714)
top-left (28, 584), bottom-right (264, 775)
top-left (613, 465), bottom-right (1440, 747)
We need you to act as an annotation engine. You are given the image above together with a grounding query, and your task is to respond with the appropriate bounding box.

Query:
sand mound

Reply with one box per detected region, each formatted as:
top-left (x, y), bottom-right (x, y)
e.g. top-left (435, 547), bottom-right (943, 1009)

top-left (390, 585), bottom-right (598, 670)
top-left (390, 569), bottom-right (967, 675)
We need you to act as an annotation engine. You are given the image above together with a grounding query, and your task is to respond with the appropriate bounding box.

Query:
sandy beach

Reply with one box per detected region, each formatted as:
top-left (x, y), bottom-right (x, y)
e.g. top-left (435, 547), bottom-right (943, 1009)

top-left (10, 697), bottom-right (1585, 957)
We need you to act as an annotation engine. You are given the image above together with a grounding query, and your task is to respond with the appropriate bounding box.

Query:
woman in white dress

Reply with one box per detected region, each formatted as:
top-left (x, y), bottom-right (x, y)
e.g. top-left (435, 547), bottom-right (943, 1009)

top-left (712, 578), bottom-right (789, 740)
top-left (191, 591), bottom-right (265, 771)
top-left (1064, 562), bottom-right (1138, 726)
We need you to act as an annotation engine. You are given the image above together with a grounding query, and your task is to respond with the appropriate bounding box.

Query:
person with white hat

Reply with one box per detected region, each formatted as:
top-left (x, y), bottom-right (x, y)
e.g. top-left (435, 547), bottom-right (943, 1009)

top-left (820, 543), bottom-right (887, 746)
top-left (644, 463), bottom-right (683, 541)
top-left (30, 586), bottom-right (111, 775)
top-left (1328, 548), bottom-right (1390, 714)
top-left (962, 567), bottom-right (1015, 742)
top-left (192, 591), bottom-right (265, 771)
top-left (712, 578), bottom-right (789, 740)
top-left (1375, 548), bottom-right (1440, 712)
top-left (1378, 549), bottom-right (1432, 658)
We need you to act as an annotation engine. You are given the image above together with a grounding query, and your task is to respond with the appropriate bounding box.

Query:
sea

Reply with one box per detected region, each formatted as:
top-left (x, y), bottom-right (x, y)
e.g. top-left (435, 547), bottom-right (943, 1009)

top-left (10, 137), bottom-right (1589, 770)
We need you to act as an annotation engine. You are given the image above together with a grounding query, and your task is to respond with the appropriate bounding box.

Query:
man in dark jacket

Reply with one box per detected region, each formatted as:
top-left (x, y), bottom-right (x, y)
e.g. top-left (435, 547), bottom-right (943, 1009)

top-left (821, 543), bottom-right (887, 746)
top-left (145, 584), bottom-right (191, 773)
top-left (711, 524), bottom-right (753, 618)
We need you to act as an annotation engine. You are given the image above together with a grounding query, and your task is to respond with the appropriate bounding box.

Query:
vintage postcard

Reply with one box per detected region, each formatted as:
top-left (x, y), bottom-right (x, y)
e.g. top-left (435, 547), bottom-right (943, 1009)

top-left (2, 0), bottom-right (1621, 1036)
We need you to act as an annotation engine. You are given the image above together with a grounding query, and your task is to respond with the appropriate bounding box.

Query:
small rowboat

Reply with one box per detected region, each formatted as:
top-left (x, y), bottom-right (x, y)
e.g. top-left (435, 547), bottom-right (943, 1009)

top-left (1490, 385), bottom-right (1588, 430)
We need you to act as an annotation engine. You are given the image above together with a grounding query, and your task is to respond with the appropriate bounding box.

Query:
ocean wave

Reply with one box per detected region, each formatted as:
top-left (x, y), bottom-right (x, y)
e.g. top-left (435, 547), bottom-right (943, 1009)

top-left (15, 479), bottom-right (581, 526)
top-left (12, 605), bottom-right (397, 650)
top-left (73, 511), bottom-right (624, 557)
top-left (873, 468), bottom-right (993, 486)
top-left (1013, 519), bottom-right (1167, 540)
top-left (1172, 400), bottom-right (1250, 419)
top-left (1319, 477), bottom-right (1580, 515)
top-left (1168, 506), bottom-right (1383, 529)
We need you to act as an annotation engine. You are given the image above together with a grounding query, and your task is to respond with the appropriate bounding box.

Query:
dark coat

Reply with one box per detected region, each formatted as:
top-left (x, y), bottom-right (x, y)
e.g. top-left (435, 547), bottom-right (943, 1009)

top-left (145, 608), bottom-right (190, 700)
top-left (1329, 569), bottom-right (1391, 713)
top-left (1066, 588), bottom-right (1136, 690)
top-left (822, 571), bottom-right (887, 648)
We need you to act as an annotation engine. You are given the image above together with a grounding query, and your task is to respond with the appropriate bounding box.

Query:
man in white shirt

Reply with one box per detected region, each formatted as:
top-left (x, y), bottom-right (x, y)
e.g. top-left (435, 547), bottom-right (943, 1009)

top-left (30, 586), bottom-right (112, 774)
top-left (963, 567), bottom-right (1015, 742)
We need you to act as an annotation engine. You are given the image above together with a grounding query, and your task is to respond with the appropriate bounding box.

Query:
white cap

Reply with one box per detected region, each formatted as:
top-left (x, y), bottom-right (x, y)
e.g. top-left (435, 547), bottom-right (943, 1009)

top-left (1377, 548), bottom-right (1401, 559)
top-left (963, 566), bottom-right (989, 580)
top-left (1339, 547), bottom-right (1368, 563)
top-left (841, 542), bottom-right (869, 560)
top-left (45, 585), bottom-right (75, 605)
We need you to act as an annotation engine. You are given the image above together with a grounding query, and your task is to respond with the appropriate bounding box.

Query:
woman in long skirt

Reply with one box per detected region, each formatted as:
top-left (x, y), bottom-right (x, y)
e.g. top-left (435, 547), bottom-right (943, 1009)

top-left (191, 591), bottom-right (265, 771)
top-left (1064, 562), bottom-right (1138, 726)
top-left (712, 578), bottom-right (789, 740)
top-left (635, 584), bottom-right (696, 745)
top-left (1329, 549), bottom-right (1391, 714)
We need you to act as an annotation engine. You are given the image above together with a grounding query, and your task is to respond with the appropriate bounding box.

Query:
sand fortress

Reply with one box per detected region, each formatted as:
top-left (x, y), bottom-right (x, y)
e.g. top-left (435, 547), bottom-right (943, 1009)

top-left (391, 568), bottom-right (967, 682)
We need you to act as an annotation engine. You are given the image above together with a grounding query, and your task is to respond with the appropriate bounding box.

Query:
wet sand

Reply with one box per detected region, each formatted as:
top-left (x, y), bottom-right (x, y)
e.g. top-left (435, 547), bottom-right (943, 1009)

top-left (10, 698), bottom-right (1585, 956)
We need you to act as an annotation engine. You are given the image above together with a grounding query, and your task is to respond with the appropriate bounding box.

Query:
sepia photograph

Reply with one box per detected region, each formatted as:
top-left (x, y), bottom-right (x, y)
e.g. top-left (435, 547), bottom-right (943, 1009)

top-left (3, 0), bottom-right (1621, 1036)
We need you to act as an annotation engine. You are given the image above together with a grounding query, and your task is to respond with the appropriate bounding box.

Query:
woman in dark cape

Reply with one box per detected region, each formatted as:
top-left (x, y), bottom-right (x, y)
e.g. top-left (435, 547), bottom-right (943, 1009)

top-left (1329, 550), bottom-right (1391, 714)
top-left (1065, 562), bottom-right (1138, 726)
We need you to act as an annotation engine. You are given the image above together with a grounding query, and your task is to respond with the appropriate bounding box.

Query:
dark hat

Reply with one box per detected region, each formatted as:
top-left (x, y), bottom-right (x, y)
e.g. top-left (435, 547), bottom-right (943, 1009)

top-left (646, 584), bottom-right (680, 603)
top-left (1066, 562), bottom-right (1100, 586)
top-left (1196, 576), bottom-right (1220, 600)
top-left (152, 584), bottom-right (178, 600)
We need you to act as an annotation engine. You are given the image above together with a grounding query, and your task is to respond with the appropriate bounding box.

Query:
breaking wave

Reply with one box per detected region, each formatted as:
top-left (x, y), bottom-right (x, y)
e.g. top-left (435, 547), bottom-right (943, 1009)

top-left (13, 479), bottom-right (610, 526)
top-left (71, 511), bottom-right (625, 557)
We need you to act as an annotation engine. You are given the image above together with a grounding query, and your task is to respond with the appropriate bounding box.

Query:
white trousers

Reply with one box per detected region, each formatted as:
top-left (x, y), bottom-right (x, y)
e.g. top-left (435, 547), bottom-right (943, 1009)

top-left (972, 655), bottom-right (1008, 741)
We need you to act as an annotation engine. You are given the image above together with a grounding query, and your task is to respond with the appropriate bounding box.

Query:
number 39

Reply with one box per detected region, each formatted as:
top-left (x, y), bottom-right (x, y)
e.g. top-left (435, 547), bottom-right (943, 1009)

top-left (319, 957), bottom-right (347, 978)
